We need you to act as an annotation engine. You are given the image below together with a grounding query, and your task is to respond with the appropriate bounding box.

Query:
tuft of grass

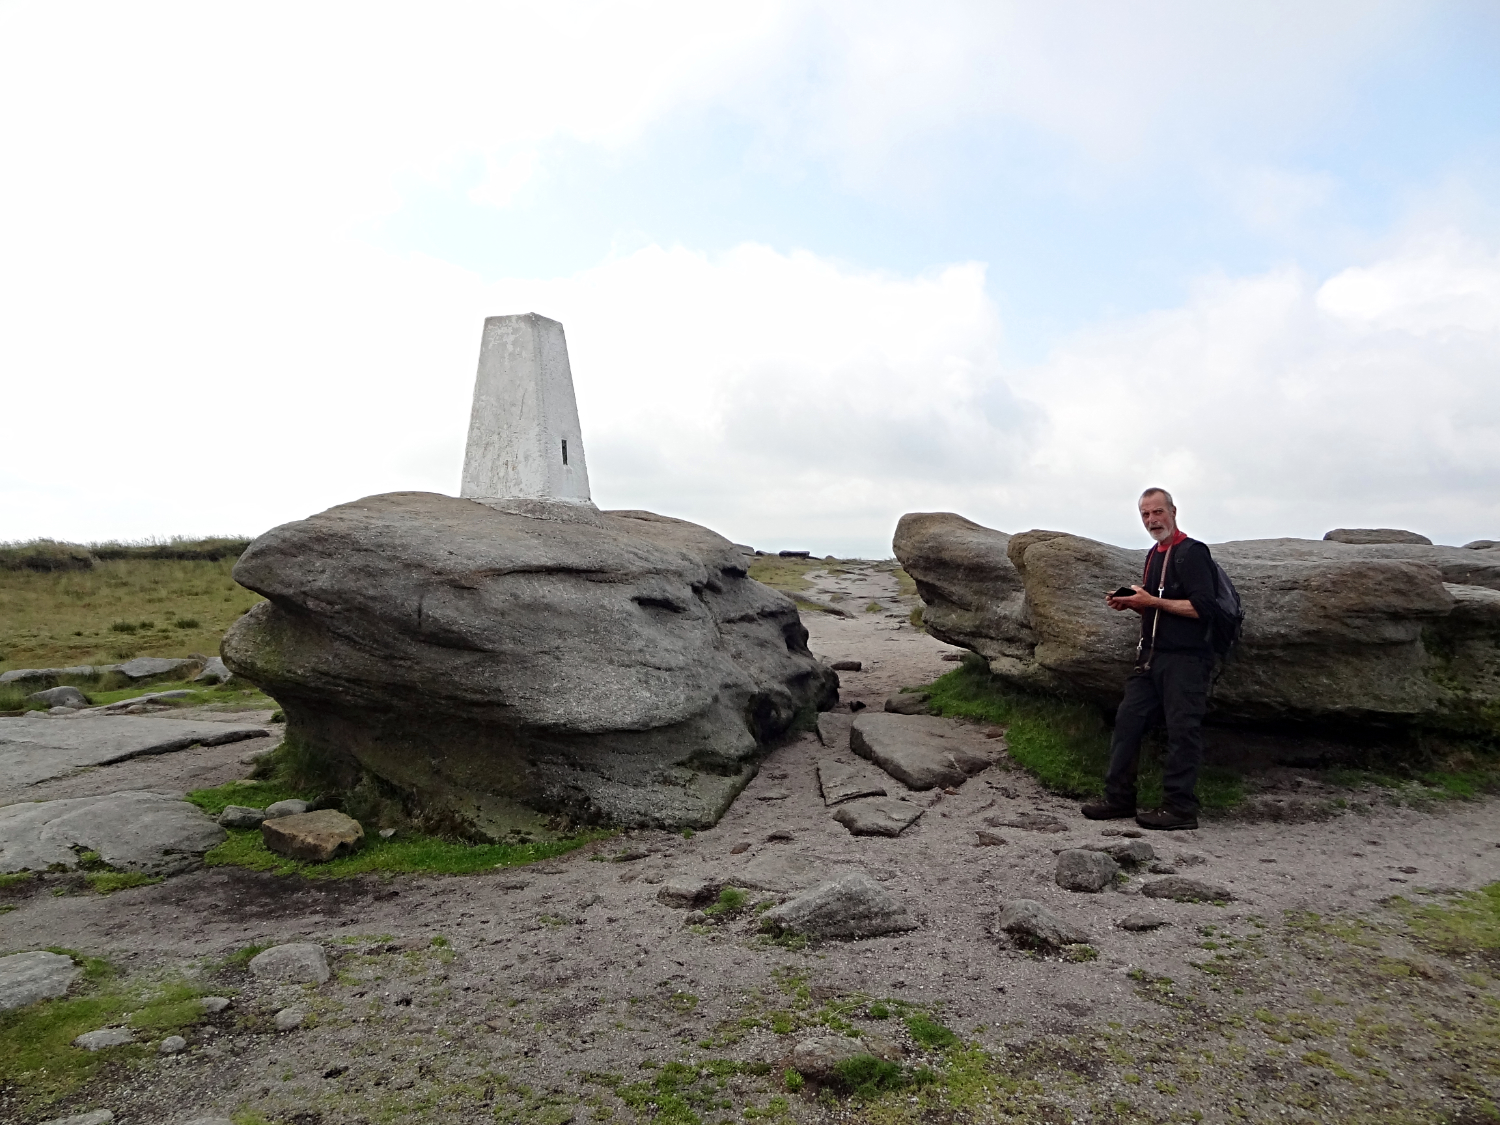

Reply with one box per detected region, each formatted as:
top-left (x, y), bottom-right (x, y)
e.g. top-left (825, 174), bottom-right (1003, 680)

top-left (84, 871), bottom-right (163, 894)
top-left (186, 778), bottom-right (307, 818)
top-left (904, 1012), bottom-right (959, 1050)
top-left (923, 658), bottom-right (1244, 808)
top-left (1389, 883), bottom-right (1500, 957)
top-left (704, 886), bottom-right (748, 916)
top-left (865, 601), bottom-right (885, 613)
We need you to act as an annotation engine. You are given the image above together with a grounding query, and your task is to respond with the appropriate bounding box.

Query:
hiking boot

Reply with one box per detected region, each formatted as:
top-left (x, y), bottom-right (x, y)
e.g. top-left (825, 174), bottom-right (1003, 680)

top-left (1080, 801), bottom-right (1136, 820)
top-left (1135, 807), bottom-right (1199, 831)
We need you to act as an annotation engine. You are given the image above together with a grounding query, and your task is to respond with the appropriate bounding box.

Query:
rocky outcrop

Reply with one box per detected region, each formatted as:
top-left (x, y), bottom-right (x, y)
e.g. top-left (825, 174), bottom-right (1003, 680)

top-left (222, 492), bottom-right (838, 837)
top-left (894, 512), bottom-right (1500, 734)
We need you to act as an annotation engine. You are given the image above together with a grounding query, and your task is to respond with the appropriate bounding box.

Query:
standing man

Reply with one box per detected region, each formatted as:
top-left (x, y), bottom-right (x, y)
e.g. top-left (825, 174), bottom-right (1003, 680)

top-left (1083, 488), bottom-right (1217, 831)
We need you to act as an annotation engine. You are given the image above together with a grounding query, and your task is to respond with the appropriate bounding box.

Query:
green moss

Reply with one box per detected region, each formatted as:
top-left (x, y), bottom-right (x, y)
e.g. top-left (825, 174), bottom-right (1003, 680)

top-left (185, 777), bottom-right (306, 817)
top-left (84, 871), bottom-right (162, 894)
top-left (1390, 883), bottom-right (1500, 957)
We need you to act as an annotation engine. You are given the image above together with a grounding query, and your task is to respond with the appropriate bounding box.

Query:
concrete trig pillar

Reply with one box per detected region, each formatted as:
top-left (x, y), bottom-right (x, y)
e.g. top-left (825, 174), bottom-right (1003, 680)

top-left (461, 313), bottom-right (596, 517)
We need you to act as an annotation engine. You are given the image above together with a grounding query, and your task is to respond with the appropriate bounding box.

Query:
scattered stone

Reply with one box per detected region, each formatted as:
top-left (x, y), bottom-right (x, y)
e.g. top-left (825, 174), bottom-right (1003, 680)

top-left (1055, 849), bottom-right (1119, 892)
top-left (1148, 862), bottom-right (1177, 874)
top-left (1324, 528), bottom-right (1432, 545)
top-left (1142, 876), bottom-right (1234, 903)
top-left (985, 811), bottom-right (1068, 834)
top-left (729, 842), bottom-right (751, 855)
top-left (262, 809), bottom-right (363, 862)
top-left (117, 657), bottom-right (200, 681)
top-left (274, 1005), bottom-right (308, 1031)
top-left (74, 1028), bottom-right (134, 1051)
top-left (816, 759), bottom-right (887, 807)
top-left (791, 1034), bottom-right (866, 1079)
top-left (25, 685), bottom-right (89, 709)
top-left (684, 910), bottom-right (708, 925)
top-left (0, 714), bottom-right (270, 787)
top-left (883, 693), bottom-right (931, 716)
top-left (0, 791), bottom-right (225, 876)
top-left (850, 712), bottom-right (993, 790)
top-left (1174, 853), bottom-right (1207, 867)
top-left (0, 950), bottom-right (81, 1012)
top-left (200, 996), bottom-right (231, 1013)
top-left (657, 876), bottom-right (722, 908)
top-left (779, 550), bottom-right (811, 558)
top-left (754, 789), bottom-right (791, 801)
top-left (1089, 839), bottom-right (1156, 865)
top-left (1100, 827), bottom-right (1144, 838)
top-left (379, 827), bottom-right (397, 839)
top-left (263, 799), bottom-right (309, 819)
top-left (940, 652), bottom-right (963, 661)
top-left (815, 711), bottom-right (852, 749)
top-left (38, 1112), bottom-right (114, 1125)
top-left (248, 943), bottom-right (329, 984)
top-left (766, 830), bottom-right (794, 842)
top-left (830, 660), bottom-right (862, 672)
top-left (1118, 912), bottom-right (1169, 931)
top-left (848, 700), bottom-right (866, 712)
top-left (736, 851), bottom-right (831, 892)
top-left (194, 656), bottom-right (234, 684)
top-left (761, 871), bottom-right (916, 940)
top-left (975, 829), bottom-right (1007, 846)
top-left (1398, 865), bottom-right (1419, 874)
top-left (159, 1034), bottom-right (186, 1054)
top-left (832, 798), bottom-right (924, 837)
top-left (217, 805), bottom-right (266, 829)
top-left (997, 899), bottom-right (1089, 949)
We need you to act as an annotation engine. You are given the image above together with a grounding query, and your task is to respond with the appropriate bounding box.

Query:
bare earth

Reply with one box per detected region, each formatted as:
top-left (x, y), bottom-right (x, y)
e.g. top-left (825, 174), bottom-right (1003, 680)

top-left (2, 562), bottom-right (1498, 1124)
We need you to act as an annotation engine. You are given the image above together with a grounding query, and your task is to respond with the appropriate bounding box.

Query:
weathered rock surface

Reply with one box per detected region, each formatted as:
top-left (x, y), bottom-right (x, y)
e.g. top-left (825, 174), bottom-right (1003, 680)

top-left (816, 758), bottom-right (887, 806)
top-left (1142, 876), bottom-right (1234, 902)
top-left (815, 711), bottom-right (852, 749)
top-left (274, 1005), bottom-right (309, 1031)
top-left (26, 685), bottom-right (90, 709)
top-left (1118, 912), bottom-right (1170, 931)
top-left (38, 1111), bottom-right (114, 1125)
top-left (248, 943), bottom-right (329, 984)
top-left (159, 1034), bottom-right (186, 1054)
top-left (760, 871), bottom-right (916, 940)
top-left (985, 812), bottom-right (1069, 834)
top-left (0, 792), bottom-right (225, 875)
top-left (657, 875), bottom-right (722, 908)
top-left (0, 714), bottom-right (270, 789)
top-left (850, 713), bottom-right (992, 790)
top-left (831, 797), bottom-right (923, 837)
top-left (894, 511), bottom-right (1500, 732)
top-left (791, 1035), bottom-right (867, 1079)
top-left (734, 852), bottom-right (835, 892)
top-left (218, 805), bottom-right (266, 829)
top-left (261, 809), bottom-right (364, 862)
top-left (263, 799), bottom-right (309, 819)
top-left (0, 950), bottom-right (81, 1011)
top-left (1088, 839), bottom-right (1156, 865)
top-left (222, 493), bottom-right (838, 835)
top-left (74, 1028), bottom-right (134, 1050)
top-left (1324, 528), bottom-right (1432, 545)
top-left (194, 656), bottom-right (233, 683)
top-left (883, 693), bottom-right (930, 715)
top-left (1055, 848), bottom-right (1119, 892)
top-left (117, 656), bottom-right (200, 681)
top-left (997, 899), bottom-right (1089, 949)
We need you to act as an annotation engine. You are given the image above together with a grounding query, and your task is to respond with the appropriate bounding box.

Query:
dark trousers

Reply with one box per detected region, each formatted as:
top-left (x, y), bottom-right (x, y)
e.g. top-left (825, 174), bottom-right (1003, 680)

top-left (1105, 650), bottom-right (1213, 813)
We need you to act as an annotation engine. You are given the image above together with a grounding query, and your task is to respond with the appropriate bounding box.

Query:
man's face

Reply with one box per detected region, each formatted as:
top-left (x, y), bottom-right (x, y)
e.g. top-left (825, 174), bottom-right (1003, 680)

top-left (1139, 493), bottom-right (1177, 543)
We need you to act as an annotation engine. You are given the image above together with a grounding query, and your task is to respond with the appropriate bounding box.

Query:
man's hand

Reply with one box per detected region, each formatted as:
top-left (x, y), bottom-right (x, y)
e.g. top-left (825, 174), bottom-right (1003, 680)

top-left (1106, 585), bottom-right (1153, 613)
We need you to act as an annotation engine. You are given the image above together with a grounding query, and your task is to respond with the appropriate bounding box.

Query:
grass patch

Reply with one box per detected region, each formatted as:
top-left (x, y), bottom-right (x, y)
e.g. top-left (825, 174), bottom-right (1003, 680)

top-left (0, 554), bottom-right (262, 672)
top-left (922, 657), bottom-right (1244, 808)
top-left (904, 1012), bottom-right (959, 1049)
top-left (747, 554), bottom-right (826, 593)
top-left (186, 778), bottom-right (307, 818)
top-left (704, 886), bottom-right (748, 916)
top-left (1389, 883), bottom-right (1500, 957)
top-left (84, 871), bottom-right (163, 894)
top-left (0, 954), bottom-right (209, 1114)
top-left (201, 824), bottom-right (610, 879)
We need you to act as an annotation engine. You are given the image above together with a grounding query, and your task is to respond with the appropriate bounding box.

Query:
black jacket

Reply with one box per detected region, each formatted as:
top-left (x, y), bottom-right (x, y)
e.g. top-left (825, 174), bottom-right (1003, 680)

top-left (1139, 537), bottom-right (1217, 655)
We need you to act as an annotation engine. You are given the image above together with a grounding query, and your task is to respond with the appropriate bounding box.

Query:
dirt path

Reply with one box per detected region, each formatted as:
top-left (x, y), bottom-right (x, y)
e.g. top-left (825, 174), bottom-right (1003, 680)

top-left (2, 578), bottom-right (1499, 1124)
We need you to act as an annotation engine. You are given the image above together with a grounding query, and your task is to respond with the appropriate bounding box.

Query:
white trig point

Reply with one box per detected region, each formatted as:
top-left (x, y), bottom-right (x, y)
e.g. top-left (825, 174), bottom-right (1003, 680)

top-left (460, 313), bottom-right (595, 513)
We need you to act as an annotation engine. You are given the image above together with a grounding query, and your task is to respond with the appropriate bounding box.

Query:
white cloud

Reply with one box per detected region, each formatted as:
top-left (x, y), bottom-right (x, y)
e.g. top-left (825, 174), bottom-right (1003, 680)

top-left (1317, 236), bottom-right (1500, 335)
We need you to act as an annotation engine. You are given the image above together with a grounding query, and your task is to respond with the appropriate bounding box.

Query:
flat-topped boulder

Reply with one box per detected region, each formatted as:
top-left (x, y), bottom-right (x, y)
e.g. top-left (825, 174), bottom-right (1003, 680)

top-left (850, 712), bottom-right (994, 790)
top-left (223, 492), bottom-right (837, 837)
top-left (895, 512), bottom-right (1500, 734)
top-left (0, 791), bottom-right (225, 876)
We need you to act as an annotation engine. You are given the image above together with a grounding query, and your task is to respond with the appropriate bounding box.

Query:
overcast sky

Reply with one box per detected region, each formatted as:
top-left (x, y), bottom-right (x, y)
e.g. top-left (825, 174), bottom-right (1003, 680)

top-left (3, 1), bottom-right (1498, 556)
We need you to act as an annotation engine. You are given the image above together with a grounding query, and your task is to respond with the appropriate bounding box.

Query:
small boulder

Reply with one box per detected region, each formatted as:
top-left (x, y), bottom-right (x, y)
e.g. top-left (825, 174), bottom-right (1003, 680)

top-left (1118, 913), bottom-right (1170, 931)
top-left (158, 1035), bottom-right (186, 1055)
top-left (1141, 876), bottom-right (1234, 903)
top-left (1463, 540), bottom-right (1498, 550)
top-left (248, 942), bottom-right (329, 984)
top-left (657, 876), bottom-right (722, 908)
top-left (997, 899), bottom-right (1089, 950)
top-left (975, 829), bottom-right (1007, 846)
top-left (761, 871), bottom-right (916, 940)
top-left (26, 686), bottom-right (89, 709)
top-left (1089, 839), bottom-right (1156, 865)
top-left (986, 811), bottom-right (1069, 834)
top-left (1323, 528), bottom-right (1432, 545)
top-left (117, 657), bottom-right (199, 681)
top-left (263, 799), bottom-right (309, 819)
top-left (73, 1027), bottom-right (134, 1051)
top-left (194, 657), bottom-right (234, 684)
top-left (830, 660), bottom-right (862, 672)
top-left (274, 1005), bottom-right (308, 1031)
top-left (1055, 849), bottom-right (1119, 892)
top-left (218, 805), bottom-right (266, 829)
top-left (0, 950), bottom-right (82, 1012)
top-left (38, 1112), bottom-right (114, 1125)
top-left (883, 693), bottom-right (930, 715)
top-left (791, 1035), bottom-right (866, 1079)
top-left (262, 809), bottom-right (363, 862)
top-left (200, 996), bottom-right (231, 1013)
top-left (832, 798), bottom-right (923, 837)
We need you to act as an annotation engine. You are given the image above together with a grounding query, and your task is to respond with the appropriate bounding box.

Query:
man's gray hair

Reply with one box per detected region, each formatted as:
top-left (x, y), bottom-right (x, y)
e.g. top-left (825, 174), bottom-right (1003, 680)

top-left (1139, 486), bottom-right (1175, 510)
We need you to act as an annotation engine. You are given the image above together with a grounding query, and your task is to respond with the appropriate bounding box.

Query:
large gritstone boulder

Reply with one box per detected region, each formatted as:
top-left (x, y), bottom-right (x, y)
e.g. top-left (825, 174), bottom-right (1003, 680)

top-left (894, 512), bottom-right (1500, 734)
top-left (222, 492), bottom-right (838, 837)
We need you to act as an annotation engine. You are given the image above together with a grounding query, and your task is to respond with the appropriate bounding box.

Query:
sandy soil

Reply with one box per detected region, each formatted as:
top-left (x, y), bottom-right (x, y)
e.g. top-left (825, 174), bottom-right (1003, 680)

top-left (2, 564), bottom-right (1499, 1124)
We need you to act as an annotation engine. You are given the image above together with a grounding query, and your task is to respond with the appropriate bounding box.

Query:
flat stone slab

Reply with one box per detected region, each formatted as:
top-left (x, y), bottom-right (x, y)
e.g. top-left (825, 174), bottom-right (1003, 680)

top-left (0, 950), bottom-right (81, 1012)
top-left (1142, 876), bottom-right (1235, 903)
top-left (849, 713), bottom-right (993, 790)
top-left (735, 851), bottom-right (841, 892)
top-left (0, 791), bottom-right (226, 875)
top-left (0, 713), bottom-right (270, 788)
top-left (832, 797), bottom-right (924, 837)
top-left (74, 1027), bottom-right (134, 1050)
top-left (984, 811), bottom-right (1070, 834)
top-left (262, 809), bottom-right (364, 862)
top-left (816, 758), bottom-right (887, 806)
top-left (815, 712), bottom-right (852, 749)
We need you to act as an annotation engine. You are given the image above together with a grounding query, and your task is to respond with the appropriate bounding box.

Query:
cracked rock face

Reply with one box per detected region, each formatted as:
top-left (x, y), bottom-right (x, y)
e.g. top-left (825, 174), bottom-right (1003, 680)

top-left (894, 511), bottom-right (1500, 733)
top-left (223, 492), bottom-right (838, 838)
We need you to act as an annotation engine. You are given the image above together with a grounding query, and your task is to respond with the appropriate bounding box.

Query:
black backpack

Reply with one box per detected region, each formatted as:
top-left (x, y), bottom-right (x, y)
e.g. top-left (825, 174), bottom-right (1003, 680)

top-left (1205, 558), bottom-right (1244, 659)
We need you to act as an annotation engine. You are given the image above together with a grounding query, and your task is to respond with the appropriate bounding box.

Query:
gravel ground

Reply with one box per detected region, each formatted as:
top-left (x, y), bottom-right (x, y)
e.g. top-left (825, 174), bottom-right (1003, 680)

top-left (2, 563), bottom-right (1498, 1124)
